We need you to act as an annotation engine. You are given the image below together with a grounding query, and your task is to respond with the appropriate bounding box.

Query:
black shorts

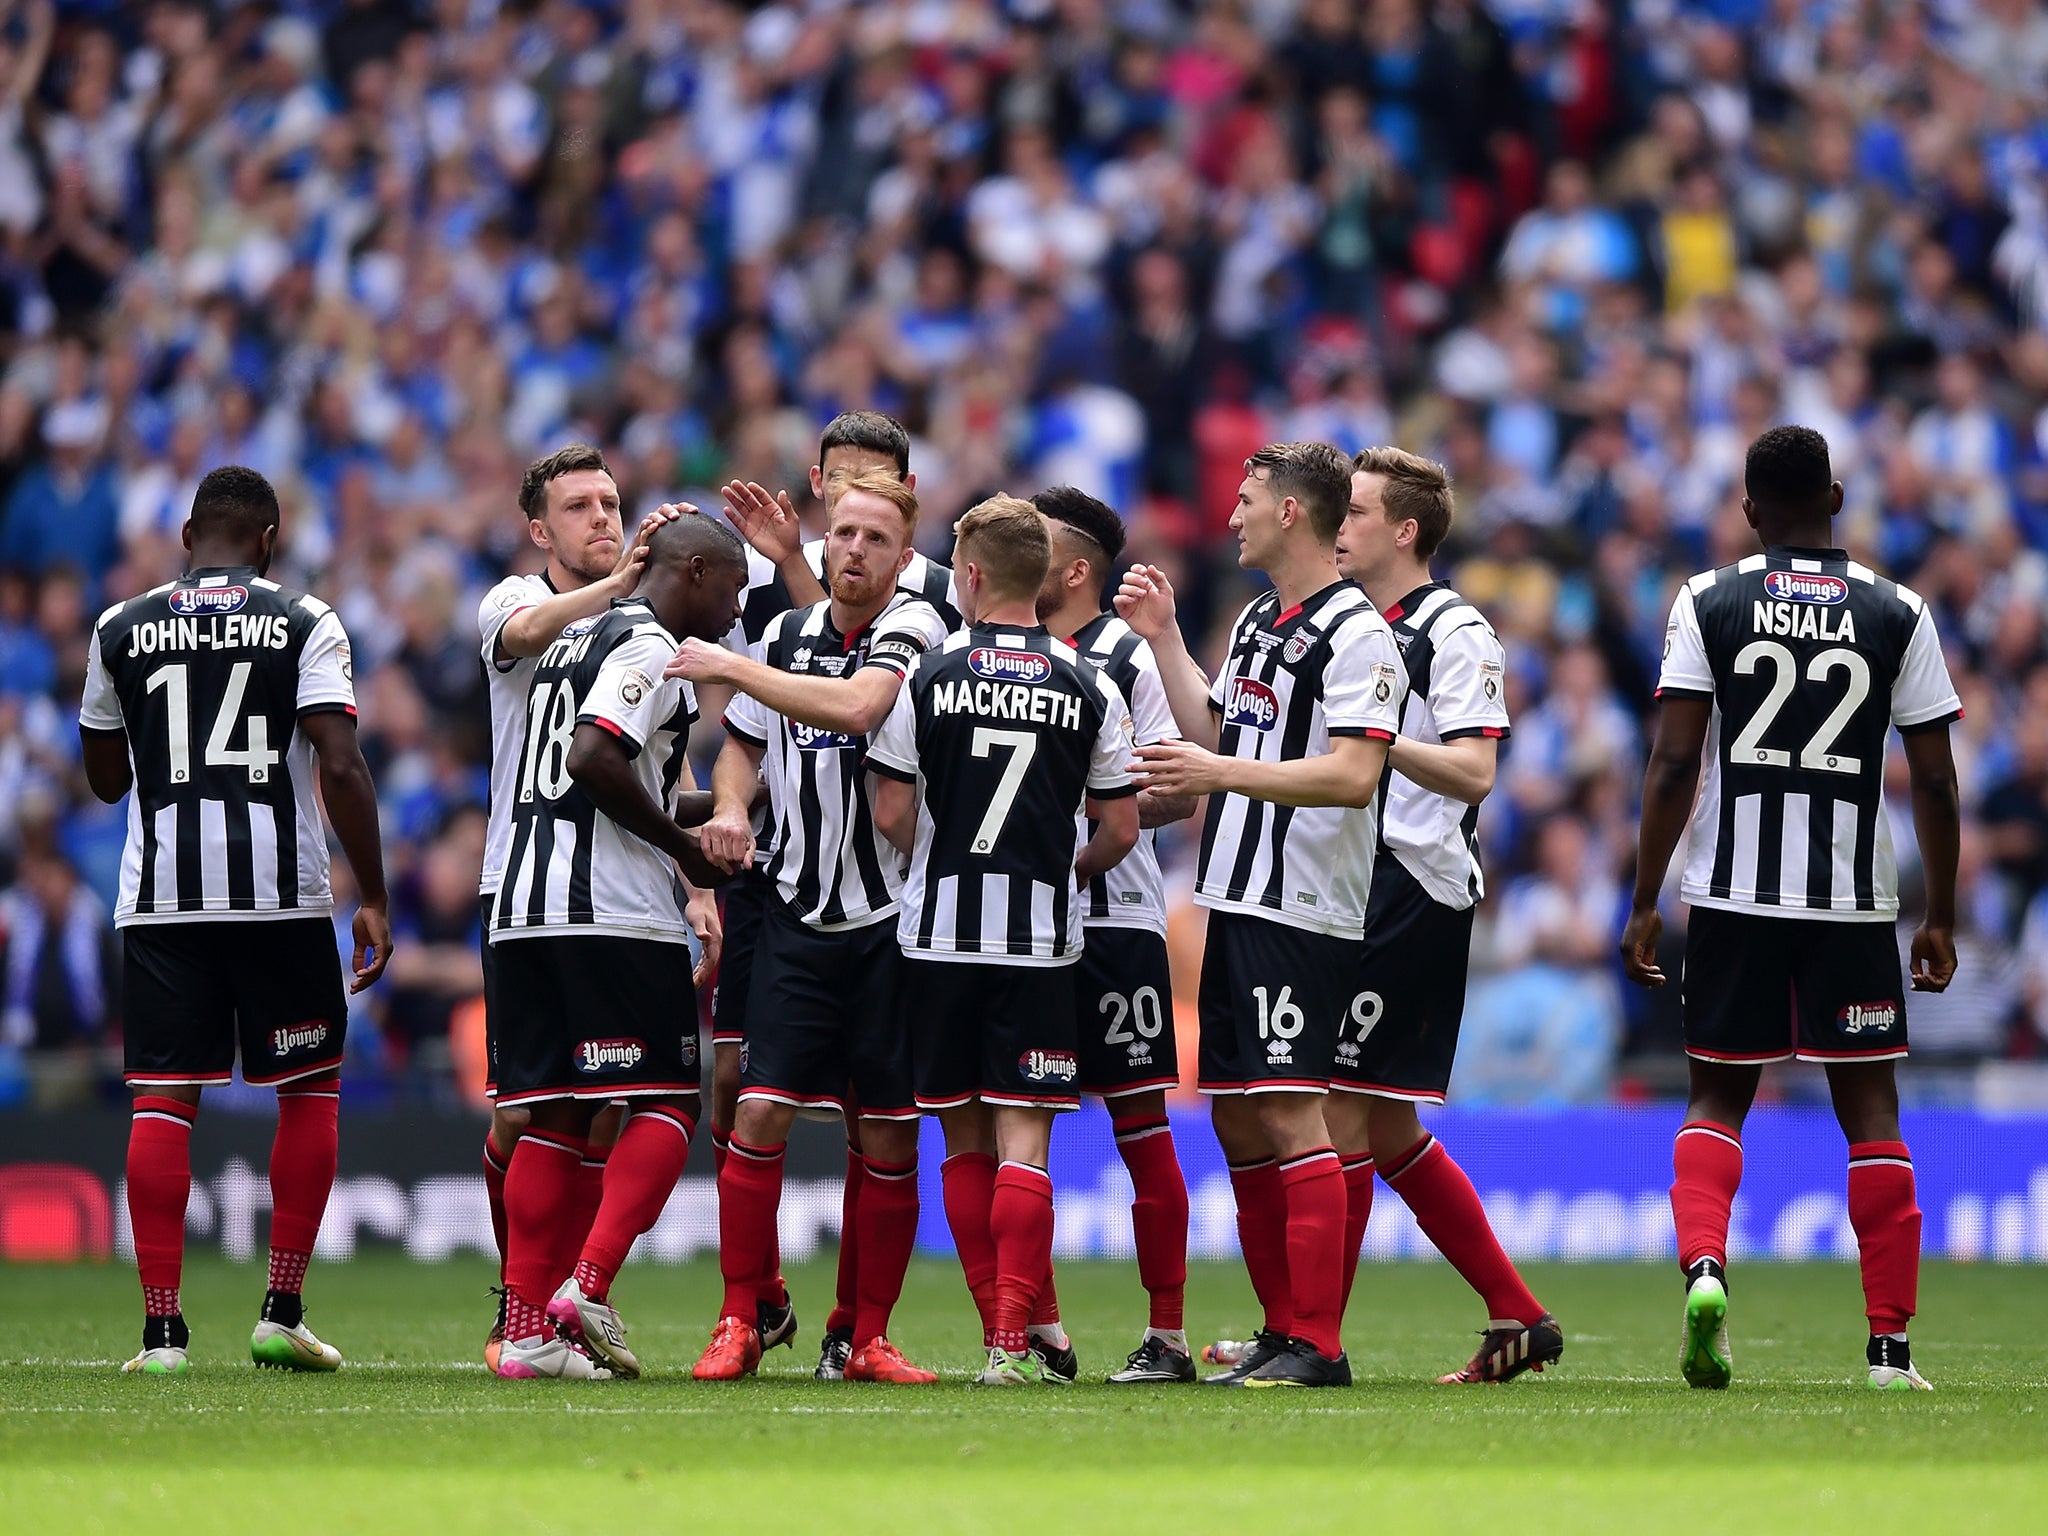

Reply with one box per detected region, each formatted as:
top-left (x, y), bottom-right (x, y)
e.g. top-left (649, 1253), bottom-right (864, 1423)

top-left (489, 933), bottom-right (701, 1105)
top-left (1196, 911), bottom-right (1358, 1095)
top-left (480, 894), bottom-right (501, 1097)
top-left (739, 902), bottom-right (916, 1119)
top-left (1682, 905), bottom-right (1908, 1065)
top-left (902, 957), bottom-right (1080, 1112)
top-left (1074, 926), bottom-right (1179, 1099)
top-left (713, 868), bottom-right (772, 1045)
top-left (123, 917), bottom-right (348, 1088)
top-left (1331, 857), bottom-right (1472, 1104)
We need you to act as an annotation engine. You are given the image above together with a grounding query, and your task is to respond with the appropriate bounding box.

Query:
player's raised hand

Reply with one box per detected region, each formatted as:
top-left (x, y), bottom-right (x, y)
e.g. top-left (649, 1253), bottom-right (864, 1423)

top-left (723, 480), bottom-right (803, 564)
top-left (1130, 738), bottom-right (1228, 797)
top-left (350, 904), bottom-right (392, 994)
top-left (1618, 905), bottom-right (1665, 988)
top-left (686, 886), bottom-right (722, 989)
top-left (1114, 564), bottom-right (1178, 640)
top-left (665, 636), bottom-right (735, 684)
top-left (1910, 922), bottom-right (1957, 992)
top-left (699, 806), bottom-right (755, 873)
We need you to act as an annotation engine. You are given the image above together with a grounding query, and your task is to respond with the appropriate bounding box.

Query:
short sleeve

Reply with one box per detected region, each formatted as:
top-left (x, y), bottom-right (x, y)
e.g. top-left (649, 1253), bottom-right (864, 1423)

top-left (577, 630), bottom-right (684, 757)
top-left (1892, 606), bottom-right (1963, 731)
top-left (297, 606), bottom-right (357, 717)
top-left (1430, 622), bottom-right (1511, 740)
top-left (862, 598), bottom-right (947, 679)
top-left (865, 667), bottom-right (920, 783)
top-left (1126, 639), bottom-right (1179, 748)
top-left (479, 577), bottom-right (540, 671)
top-left (1087, 672), bottom-right (1139, 797)
top-left (722, 618), bottom-right (777, 746)
top-left (1656, 584), bottom-right (1714, 699)
top-left (79, 625), bottom-right (122, 732)
top-left (1322, 617), bottom-right (1405, 741)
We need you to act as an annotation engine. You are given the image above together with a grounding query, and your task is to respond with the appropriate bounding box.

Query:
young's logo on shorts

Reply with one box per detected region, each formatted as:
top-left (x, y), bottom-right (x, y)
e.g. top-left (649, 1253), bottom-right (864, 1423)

top-left (1763, 570), bottom-right (1848, 606)
top-left (271, 1022), bottom-right (329, 1055)
top-left (1223, 677), bottom-right (1279, 730)
top-left (170, 585), bottom-right (249, 616)
top-left (968, 648), bottom-right (1051, 684)
top-left (1837, 1001), bottom-right (1899, 1034)
top-left (1018, 1049), bottom-right (1078, 1084)
top-left (574, 1038), bottom-right (647, 1072)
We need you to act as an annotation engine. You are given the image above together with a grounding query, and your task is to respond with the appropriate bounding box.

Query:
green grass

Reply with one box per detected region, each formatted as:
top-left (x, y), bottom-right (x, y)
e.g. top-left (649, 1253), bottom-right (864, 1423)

top-left (1, 1256), bottom-right (2043, 1535)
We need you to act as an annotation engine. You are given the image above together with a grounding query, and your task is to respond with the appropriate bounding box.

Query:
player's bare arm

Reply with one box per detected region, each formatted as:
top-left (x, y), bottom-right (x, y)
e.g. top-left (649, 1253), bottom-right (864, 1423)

top-left (703, 735), bottom-right (766, 871)
top-left (565, 721), bottom-right (731, 888)
top-left (80, 726), bottom-right (132, 803)
top-left (868, 770), bottom-right (916, 855)
top-left (1387, 734), bottom-right (1498, 804)
top-left (1114, 565), bottom-right (1218, 749)
top-left (301, 709), bottom-right (393, 993)
top-left (673, 789), bottom-right (716, 827)
top-left (1133, 731), bottom-right (1388, 808)
top-left (1903, 725), bottom-right (1961, 993)
top-left (1074, 792), bottom-right (1140, 884)
top-left (666, 638), bottom-right (904, 736)
top-left (1138, 788), bottom-right (1198, 828)
top-left (1619, 693), bottom-right (1712, 989)
top-left (497, 506), bottom-right (685, 658)
top-left (723, 480), bottom-right (827, 607)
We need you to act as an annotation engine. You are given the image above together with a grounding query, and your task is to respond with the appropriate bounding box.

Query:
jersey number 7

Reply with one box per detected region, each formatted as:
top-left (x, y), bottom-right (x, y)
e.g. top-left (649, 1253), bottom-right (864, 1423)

top-left (969, 726), bottom-right (1036, 855)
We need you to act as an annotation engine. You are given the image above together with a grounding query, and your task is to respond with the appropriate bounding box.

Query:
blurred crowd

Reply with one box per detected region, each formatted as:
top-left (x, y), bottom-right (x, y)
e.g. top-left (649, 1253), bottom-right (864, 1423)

top-left (4, 0), bottom-right (2048, 1111)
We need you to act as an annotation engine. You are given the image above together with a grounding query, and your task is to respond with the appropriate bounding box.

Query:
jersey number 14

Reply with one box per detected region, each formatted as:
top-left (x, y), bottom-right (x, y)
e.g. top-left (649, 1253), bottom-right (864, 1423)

top-left (144, 661), bottom-right (280, 785)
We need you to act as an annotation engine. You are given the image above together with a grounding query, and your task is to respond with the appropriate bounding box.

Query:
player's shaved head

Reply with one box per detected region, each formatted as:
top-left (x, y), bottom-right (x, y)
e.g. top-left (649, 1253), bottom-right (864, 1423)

top-left (188, 466), bottom-right (281, 546)
top-left (647, 512), bottom-right (746, 573)
top-left (954, 495), bottom-right (1052, 602)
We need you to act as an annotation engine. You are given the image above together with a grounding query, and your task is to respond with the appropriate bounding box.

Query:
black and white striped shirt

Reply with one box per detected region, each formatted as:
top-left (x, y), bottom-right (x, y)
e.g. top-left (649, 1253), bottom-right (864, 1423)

top-left (724, 592), bottom-right (948, 928)
top-left (1070, 613), bottom-right (1176, 937)
top-left (1196, 581), bottom-right (1406, 939)
top-left (868, 624), bottom-right (1137, 965)
top-left (1658, 547), bottom-right (1961, 921)
top-left (491, 599), bottom-right (700, 943)
top-left (477, 571), bottom-right (554, 898)
top-left (1377, 583), bottom-right (1510, 911)
top-left (78, 568), bottom-right (357, 926)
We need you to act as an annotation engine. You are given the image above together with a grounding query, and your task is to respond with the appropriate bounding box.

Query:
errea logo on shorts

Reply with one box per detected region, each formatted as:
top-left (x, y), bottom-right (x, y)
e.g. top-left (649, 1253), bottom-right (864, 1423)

top-left (1223, 677), bottom-right (1279, 730)
top-left (968, 648), bottom-right (1051, 684)
top-left (1837, 1002), bottom-right (1899, 1034)
top-left (271, 1022), bottom-right (329, 1055)
top-left (1018, 1049), bottom-right (1078, 1084)
top-left (1764, 570), bottom-right (1849, 606)
top-left (574, 1038), bottom-right (648, 1072)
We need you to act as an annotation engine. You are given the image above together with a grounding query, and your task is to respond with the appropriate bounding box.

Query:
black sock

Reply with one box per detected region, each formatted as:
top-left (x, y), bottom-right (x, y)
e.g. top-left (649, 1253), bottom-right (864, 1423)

top-left (143, 1313), bottom-right (190, 1353)
top-left (1684, 1256), bottom-right (1727, 1292)
top-left (1867, 1334), bottom-right (1911, 1371)
top-left (261, 1290), bottom-right (304, 1330)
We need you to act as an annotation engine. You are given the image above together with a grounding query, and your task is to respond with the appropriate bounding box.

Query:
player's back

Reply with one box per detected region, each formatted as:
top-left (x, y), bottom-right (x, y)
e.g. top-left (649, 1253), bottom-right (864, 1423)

top-left (84, 568), bottom-right (354, 923)
top-left (875, 623), bottom-right (1132, 963)
top-left (1661, 547), bottom-right (1960, 919)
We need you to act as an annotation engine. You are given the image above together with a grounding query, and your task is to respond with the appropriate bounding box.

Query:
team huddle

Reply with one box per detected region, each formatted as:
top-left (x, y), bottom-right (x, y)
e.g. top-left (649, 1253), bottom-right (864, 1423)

top-left (86, 414), bottom-right (1960, 1393)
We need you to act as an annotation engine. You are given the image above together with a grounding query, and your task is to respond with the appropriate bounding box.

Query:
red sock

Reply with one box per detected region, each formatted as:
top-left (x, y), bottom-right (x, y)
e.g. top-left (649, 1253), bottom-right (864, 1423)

top-left (711, 1129), bottom-right (730, 1179)
top-left (1383, 1133), bottom-right (1544, 1327)
top-left (1671, 1120), bottom-right (1744, 1272)
top-left (827, 1146), bottom-right (866, 1336)
top-left (1114, 1114), bottom-right (1188, 1331)
top-left (941, 1151), bottom-right (999, 1342)
top-left (268, 1086), bottom-right (339, 1292)
top-left (990, 1162), bottom-right (1054, 1353)
top-left (503, 1131), bottom-right (586, 1339)
top-left (128, 1096), bottom-right (197, 1317)
top-left (1339, 1153), bottom-right (1375, 1316)
top-left (852, 1155), bottom-right (919, 1346)
top-left (1227, 1158), bottom-right (1293, 1336)
top-left (1030, 1266), bottom-right (1061, 1330)
top-left (551, 1141), bottom-right (609, 1295)
top-left (481, 1135), bottom-right (511, 1280)
top-left (573, 1107), bottom-right (694, 1300)
top-left (717, 1137), bottom-right (785, 1323)
top-left (1847, 1141), bottom-right (1921, 1334)
top-left (1277, 1148), bottom-right (1347, 1359)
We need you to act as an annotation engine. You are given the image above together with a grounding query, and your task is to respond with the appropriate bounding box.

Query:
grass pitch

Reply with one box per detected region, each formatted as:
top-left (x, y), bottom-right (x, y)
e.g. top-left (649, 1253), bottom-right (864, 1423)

top-left (0, 1255), bottom-right (2041, 1535)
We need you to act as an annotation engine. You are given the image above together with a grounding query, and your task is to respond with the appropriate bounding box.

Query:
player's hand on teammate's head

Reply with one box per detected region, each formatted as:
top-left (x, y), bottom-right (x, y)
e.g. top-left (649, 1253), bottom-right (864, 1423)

top-left (1618, 905), bottom-right (1665, 988)
top-left (615, 504), bottom-right (692, 581)
top-left (1113, 565), bottom-right (1177, 639)
top-left (664, 636), bottom-right (733, 683)
top-left (1909, 923), bottom-right (1957, 992)
top-left (349, 904), bottom-right (392, 994)
top-left (722, 480), bottom-right (802, 563)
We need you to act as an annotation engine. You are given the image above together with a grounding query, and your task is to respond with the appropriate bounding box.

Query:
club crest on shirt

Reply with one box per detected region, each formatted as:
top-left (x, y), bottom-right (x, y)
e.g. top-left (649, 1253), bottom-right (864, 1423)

top-left (1764, 570), bottom-right (1848, 606)
top-left (1283, 631), bottom-right (1314, 663)
top-left (619, 668), bottom-right (655, 707)
top-left (1223, 676), bottom-right (1279, 730)
top-left (1837, 1001), bottom-right (1899, 1034)
top-left (574, 1038), bottom-right (647, 1072)
top-left (968, 647), bottom-right (1051, 684)
top-left (170, 585), bottom-right (248, 616)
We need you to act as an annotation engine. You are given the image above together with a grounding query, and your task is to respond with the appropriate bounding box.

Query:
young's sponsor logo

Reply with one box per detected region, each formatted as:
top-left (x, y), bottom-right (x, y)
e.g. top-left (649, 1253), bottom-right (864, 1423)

top-left (1763, 570), bottom-right (1849, 606)
top-left (271, 1022), bottom-right (330, 1055)
top-left (1837, 1001), bottom-right (1899, 1035)
top-left (968, 647), bottom-right (1051, 684)
top-left (790, 721), bottom-right (858, 751)
top-left (170, 586), bottom-right (248, 616)
top-left (1018, 1049), bottom-right (1078, 1084)
top-left (574, 1038), bottom-right (648, 1072)
top-left (1223, 676), bottom-right (1280, 730)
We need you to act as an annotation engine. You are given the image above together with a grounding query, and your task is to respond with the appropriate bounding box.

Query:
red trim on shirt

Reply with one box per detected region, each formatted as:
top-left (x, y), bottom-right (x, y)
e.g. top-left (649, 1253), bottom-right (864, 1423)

top-left (1381, 602), bottom-right (1404, 623)
top-left (1363, 727), bottom-right (1396, 742)
top-left (589, 717), bottom-right (624, 738)
top-left (1274, 602), bottom-right (1303, 625)
top-left (1481, 726), bottom-right (1504, 738)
